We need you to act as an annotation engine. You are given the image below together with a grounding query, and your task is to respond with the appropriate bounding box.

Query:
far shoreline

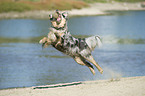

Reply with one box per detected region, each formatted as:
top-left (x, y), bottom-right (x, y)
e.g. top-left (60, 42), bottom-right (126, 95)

top-left (0, 2), bottom-right (145, 19)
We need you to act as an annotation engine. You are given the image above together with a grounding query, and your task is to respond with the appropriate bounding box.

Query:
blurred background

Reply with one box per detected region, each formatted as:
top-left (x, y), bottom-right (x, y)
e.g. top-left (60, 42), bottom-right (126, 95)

top-left (0, 0), bottom-right (145, 89)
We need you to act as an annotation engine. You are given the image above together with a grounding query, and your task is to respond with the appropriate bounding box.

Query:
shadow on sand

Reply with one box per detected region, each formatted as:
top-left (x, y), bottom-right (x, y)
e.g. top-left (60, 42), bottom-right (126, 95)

top-left (33, 82), bottom-right (82, 89)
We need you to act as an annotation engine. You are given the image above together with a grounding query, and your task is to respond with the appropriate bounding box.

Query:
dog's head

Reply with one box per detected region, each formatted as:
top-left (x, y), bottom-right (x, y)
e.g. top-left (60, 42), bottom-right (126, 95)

top-left (49, 10), bottom-right (68, 30)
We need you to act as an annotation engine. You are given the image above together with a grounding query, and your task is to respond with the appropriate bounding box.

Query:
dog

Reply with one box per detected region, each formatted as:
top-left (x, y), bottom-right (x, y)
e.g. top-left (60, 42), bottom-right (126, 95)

top-left (39, 10), bottom-right (103, 75)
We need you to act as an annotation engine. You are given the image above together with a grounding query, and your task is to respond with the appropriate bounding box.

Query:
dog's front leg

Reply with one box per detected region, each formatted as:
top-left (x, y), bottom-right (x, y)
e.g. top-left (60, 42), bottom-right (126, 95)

top-left (54, 32), bottom-right (64, 47)
top-left (48, 31), bottom-right (57, 42)
top-left (39, 37), bottom-right (52, 48)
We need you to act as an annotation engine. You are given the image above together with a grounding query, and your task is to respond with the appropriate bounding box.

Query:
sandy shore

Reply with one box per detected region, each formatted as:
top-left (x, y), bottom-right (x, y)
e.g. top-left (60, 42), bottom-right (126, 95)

top-left (0, 2), bottom-right (145, 19)
top-left (69, 2), bottom-right (145, 16)
top-left (0, 76), bottom-right (145, 96)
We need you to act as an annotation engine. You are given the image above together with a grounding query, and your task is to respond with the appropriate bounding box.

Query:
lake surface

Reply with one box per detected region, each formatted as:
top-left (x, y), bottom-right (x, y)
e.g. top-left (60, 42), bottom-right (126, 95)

top-left (0, 11), bottom-right (145, 89)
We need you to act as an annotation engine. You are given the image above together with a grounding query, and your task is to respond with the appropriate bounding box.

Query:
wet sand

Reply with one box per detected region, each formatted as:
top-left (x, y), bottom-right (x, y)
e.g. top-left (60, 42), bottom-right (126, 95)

top-left (0, 2), bottom-right (145, 19)
top-left (0, 76), bottom-right (145, 96)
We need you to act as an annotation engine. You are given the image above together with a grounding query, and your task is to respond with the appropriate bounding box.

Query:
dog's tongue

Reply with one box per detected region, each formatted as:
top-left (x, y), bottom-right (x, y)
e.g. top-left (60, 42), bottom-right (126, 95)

top-left (57, 17), bottom-right (61, 22)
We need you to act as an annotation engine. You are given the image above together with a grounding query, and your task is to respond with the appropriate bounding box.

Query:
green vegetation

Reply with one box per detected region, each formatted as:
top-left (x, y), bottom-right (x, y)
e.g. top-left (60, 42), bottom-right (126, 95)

top-left (0, 2), bottom-right (32, 13)
top-left (82, 0), bottom-right (108, 3)
top-left (0, 0), bottom-right (88, 13)
top-left (0, 0), bottom-right (144, 13)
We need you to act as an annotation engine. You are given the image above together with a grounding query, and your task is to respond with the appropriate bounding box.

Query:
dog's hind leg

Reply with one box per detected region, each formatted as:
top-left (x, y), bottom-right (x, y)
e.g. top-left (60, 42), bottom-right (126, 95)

top-left (82, 55), bottom-right (103, 74)
top-left (74, 56), bottom-right (95, 75)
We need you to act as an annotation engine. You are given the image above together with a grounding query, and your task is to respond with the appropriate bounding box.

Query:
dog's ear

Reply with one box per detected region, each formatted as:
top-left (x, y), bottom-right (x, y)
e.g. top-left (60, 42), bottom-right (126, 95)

top-left (62, 12), bottom-right (68, 19)
top-left (56, 9), bottom-right (60, 14)
top-left (49, 14), bottom-right (53, 20)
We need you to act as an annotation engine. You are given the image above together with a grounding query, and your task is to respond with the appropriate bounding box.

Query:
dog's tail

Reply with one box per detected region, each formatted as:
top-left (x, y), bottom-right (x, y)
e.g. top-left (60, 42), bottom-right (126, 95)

top-left (85, 35), bottom-right (102, 51)
top-left (95, 36), bottom-right (102, 48)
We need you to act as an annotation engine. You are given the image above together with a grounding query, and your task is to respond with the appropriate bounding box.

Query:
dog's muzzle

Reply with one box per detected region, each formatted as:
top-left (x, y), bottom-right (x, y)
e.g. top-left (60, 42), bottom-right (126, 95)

top-left (49, 10), bottom-right (62, 23)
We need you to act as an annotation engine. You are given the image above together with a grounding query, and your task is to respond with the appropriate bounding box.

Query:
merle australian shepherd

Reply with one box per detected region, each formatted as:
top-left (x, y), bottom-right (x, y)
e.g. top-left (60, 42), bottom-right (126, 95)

top-left (39, 10), bottom-right (103, 75)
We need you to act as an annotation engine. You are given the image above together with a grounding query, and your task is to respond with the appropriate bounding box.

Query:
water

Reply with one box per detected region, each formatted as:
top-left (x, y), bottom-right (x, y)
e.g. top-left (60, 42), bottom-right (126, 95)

top-left (0, 11), bottom-right (145, 89)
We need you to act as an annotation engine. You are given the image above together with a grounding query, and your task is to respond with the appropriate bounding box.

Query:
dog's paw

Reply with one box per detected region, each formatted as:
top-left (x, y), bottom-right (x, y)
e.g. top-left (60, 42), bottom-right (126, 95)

top-left (39, 39), bottom-right (43, 44)
top-left (39, 37), bottom-right (47, 44)
top-left (99, 69), bottom-right (103, 74)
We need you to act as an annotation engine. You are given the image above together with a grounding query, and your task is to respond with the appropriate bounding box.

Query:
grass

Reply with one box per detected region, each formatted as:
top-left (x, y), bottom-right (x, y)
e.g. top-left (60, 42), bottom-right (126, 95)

top-left (82, 0), bottom-right (108, 3)
top-left (0, 0), bottom-right (144, 13)
top-left (0, 0), bottom-right (88, 13)
top-left (0, 2), bottom-right (32, 13)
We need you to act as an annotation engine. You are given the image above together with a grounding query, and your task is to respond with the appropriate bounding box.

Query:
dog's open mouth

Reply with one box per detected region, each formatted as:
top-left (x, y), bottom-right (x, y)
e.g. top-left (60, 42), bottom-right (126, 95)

top-left (56, 16), bottom-right (61, 22)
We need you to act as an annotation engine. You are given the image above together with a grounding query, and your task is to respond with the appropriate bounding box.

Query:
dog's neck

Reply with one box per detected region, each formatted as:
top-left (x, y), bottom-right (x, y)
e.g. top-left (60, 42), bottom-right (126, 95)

top-left (49, 26), bottom-right (67, 33)
top-left (52, 24), bottom-right (67, 30)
